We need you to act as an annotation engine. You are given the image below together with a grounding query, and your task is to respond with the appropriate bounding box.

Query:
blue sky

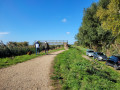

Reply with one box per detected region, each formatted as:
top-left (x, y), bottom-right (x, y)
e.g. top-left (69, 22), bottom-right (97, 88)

top-left (0, 0), bottom-right (99, 44)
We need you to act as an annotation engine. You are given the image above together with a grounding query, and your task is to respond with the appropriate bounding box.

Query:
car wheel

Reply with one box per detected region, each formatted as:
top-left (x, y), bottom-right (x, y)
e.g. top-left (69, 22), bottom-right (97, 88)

top-left (114, 64), bottom-right (119, 70)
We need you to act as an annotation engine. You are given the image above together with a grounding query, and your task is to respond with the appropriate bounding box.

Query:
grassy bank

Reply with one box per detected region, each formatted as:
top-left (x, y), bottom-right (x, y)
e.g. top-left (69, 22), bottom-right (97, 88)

top-left (0, 48), bottom-right (64, 69)
top-left (52, 47), bottom-right (120, 90)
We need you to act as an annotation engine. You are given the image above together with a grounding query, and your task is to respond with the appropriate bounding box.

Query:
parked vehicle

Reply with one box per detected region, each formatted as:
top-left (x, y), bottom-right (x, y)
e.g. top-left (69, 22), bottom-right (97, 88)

top-left (93, 52), bottom-right (107, 61)
top-left (86, 49), bottom-right (94, 57)
top-left (106, 55), bottom-right (120, 70)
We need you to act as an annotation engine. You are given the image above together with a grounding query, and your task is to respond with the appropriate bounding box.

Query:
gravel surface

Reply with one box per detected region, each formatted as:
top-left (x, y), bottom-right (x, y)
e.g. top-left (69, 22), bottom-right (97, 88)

top-left (0, 50), bottom-right (65, 90)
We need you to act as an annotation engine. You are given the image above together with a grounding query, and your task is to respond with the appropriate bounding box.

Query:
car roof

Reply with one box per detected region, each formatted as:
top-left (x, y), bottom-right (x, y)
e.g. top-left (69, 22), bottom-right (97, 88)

top-left (112, 55), bottom-right (120, 59)
top-left (87, 49), bottom-right (94, 51)
top-left (110, 56), bottom-right (120, 61)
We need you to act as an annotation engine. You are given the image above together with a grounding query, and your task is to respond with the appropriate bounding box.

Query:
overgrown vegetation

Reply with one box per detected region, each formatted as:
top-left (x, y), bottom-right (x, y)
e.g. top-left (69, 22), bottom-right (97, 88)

top-left (52, 47), bottom-right (120, 89)
top-left (0, 47), bottom-right (64, 69)
top-left (75, 0), bottom-right (120, 55)
top-left (0, 41), bottom-right (63, 58)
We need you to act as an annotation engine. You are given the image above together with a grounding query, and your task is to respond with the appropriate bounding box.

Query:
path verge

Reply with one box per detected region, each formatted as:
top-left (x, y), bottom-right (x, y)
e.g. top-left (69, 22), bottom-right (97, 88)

top-left (0, 50), bottom-right (65, 90)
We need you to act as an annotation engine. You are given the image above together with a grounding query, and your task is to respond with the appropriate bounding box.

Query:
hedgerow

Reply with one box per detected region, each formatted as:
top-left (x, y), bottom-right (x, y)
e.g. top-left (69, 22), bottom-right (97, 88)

top-left (0, 41), bottom-right (63, 58)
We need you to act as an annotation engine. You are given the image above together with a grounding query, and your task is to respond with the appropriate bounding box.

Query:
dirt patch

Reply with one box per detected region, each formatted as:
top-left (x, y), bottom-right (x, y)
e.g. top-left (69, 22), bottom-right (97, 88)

top-left (0, 50), bottom-right (65, 90)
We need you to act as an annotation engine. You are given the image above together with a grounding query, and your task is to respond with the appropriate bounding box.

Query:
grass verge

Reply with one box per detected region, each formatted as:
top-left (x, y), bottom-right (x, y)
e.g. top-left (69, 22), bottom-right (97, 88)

top-left (0, 48), bottom-right (64, 69)
top-left (51, 47), bottom-right (120, 90)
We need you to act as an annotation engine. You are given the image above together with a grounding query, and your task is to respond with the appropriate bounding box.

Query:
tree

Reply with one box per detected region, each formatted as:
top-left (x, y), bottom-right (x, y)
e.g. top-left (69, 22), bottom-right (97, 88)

top-left (76, 3), bottom-right (101, 49)
top-left (76, 2), bottom-right (113, 51)
top-left (97, 0), bottom-right (120, 35)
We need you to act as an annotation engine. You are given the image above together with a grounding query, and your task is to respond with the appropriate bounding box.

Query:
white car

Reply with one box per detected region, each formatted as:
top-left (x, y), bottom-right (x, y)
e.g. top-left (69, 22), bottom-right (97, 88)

top-left (86, 50), bottom-right (94, 57)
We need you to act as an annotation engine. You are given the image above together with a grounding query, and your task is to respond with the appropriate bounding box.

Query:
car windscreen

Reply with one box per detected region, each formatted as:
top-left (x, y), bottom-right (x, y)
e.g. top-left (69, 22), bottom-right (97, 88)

top-left (97, 53), bottom-right (104, 55)
top-left (88, 51), bottom-right (94, 52)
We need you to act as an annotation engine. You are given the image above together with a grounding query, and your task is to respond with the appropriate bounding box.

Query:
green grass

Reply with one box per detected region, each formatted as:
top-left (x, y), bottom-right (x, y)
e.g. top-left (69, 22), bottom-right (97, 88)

top-left (52, 47), bottom-right (120, 90)
top-left (0, 48), bottom-right (64, 69)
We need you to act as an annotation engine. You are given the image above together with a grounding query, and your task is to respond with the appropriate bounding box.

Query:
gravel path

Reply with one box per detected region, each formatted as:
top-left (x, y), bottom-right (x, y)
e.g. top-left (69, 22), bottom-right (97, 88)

top-left (0, 50), bottom-right (65, 90)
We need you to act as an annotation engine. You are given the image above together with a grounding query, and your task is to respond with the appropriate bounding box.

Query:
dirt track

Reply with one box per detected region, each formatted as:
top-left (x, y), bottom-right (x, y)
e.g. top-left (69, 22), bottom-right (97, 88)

top-left (0, 50), bottom-right (65, 90)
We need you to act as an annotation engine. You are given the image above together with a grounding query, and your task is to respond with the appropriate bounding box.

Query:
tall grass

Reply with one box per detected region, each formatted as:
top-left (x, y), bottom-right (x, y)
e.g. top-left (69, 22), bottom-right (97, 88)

top-left (52, 47), bottom-right (120, 89)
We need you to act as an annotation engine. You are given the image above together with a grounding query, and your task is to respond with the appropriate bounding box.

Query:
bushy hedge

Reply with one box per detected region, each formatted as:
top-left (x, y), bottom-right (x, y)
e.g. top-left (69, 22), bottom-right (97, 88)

top-left (0, 41), bottom-right (63, 58)
top-left (0, 45), bottom-right (34, 58)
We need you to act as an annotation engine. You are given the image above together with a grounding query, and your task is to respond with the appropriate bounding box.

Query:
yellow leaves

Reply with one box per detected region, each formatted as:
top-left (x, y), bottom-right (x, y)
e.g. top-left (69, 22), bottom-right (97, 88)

top-left (112, 18), bottom-right (114, 20)
top-left (96, 7), bottom-right (107, 21)
top-left (96, 0), bottom-right (120, 35)
top-left (107, 0), bottom-right (119, 14)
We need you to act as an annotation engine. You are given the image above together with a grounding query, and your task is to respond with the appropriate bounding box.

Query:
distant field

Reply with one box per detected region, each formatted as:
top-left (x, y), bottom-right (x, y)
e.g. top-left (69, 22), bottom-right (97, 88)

top-left (52, 46), bottom-right (120, 90)
top-left (0, 48), bottom-right (64, 69)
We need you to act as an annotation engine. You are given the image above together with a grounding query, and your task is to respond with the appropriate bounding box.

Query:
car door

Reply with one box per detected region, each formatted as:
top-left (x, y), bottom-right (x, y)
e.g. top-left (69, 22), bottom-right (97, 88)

top-left (94, 52), bottom-right (97, 59)
top-left (108, 58), bottom-right (115, 66)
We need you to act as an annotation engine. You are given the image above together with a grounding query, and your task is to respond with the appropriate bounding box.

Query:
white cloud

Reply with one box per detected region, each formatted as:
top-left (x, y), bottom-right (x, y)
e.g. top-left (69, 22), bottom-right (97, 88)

top-left (62, 18), bottom-right (67, 23)
top-left (66, 32), bottom-right (70, 35)
top-left (0, 32), bottom-right (9, 35)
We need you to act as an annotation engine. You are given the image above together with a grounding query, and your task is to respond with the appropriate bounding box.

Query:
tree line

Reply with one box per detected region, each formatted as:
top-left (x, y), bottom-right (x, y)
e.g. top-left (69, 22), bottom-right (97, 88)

top-left (75, 0), bottom-right (120, 55)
